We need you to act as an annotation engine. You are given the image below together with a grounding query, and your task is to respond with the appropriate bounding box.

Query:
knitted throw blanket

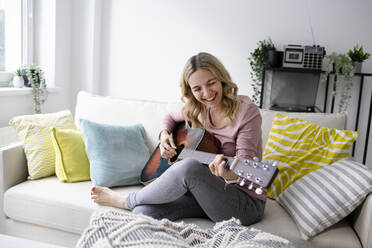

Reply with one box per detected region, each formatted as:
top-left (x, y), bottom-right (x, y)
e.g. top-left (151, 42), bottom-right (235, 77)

top-left (77, 210), bottom-right (294, 248)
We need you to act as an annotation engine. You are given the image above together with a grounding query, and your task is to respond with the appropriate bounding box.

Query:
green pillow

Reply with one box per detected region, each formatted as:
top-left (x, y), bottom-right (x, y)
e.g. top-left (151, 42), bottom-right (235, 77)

top-left (51, 127), bottom-right (90, 183)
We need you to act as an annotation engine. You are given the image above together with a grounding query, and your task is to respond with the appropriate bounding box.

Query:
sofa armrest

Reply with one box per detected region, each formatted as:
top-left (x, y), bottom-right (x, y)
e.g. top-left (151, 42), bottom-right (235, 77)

top-left (349, 193), bottom-right (372, 248)
top-left (0, 142), bottom-right (28, 232)
top-left (0, 142), bottom-right (28, 193)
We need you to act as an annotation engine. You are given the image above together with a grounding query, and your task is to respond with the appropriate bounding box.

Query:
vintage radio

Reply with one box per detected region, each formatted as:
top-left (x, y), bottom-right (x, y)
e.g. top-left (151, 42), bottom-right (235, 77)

top-left (282, 44), bottom-right (325, 70)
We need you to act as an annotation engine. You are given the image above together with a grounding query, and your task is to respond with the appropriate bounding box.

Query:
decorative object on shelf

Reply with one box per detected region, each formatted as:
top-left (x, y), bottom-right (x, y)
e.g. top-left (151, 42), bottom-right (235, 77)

top-left (323, 52), bottom-right (355, 112)
top-left (21, 64), bottom-right (48, 114)
top-left (267, 50), bottom-right (283, 68)
top-left (282, 45), bottom-right (325, 70)
top-left (248, 38), bottom-right (276, 105)
top-left (12, 69), bottom-right (24, 88)
top-left (347, 44), bottom-right (370, 73)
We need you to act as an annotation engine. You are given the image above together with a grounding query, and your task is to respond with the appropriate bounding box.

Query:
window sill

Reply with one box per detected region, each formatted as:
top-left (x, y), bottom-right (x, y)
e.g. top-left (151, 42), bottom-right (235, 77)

top-left (0, 87), bottom-right (61, 96)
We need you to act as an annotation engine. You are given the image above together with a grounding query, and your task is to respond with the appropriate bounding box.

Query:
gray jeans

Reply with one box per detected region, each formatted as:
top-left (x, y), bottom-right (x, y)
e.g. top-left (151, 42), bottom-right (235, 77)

top-left (126, 158), bottom-right (265, 225)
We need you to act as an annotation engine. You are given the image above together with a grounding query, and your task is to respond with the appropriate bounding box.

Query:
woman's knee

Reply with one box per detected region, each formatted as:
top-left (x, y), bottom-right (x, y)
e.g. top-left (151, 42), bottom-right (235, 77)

top-left (240, 200), bottom-right (266, 226)
top-left (171, 157), bottom-right (205, 177)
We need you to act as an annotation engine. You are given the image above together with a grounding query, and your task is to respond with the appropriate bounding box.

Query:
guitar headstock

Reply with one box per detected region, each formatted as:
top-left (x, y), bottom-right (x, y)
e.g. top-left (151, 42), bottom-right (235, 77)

top-left (225, 157), bottom-right (278, 198)
top-left (177, 148), bottom-right (278, 200)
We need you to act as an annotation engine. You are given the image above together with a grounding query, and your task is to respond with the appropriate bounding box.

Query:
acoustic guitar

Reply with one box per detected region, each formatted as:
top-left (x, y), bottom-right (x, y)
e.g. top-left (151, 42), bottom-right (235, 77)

top-left (140, 123), bottom-right (278, 200)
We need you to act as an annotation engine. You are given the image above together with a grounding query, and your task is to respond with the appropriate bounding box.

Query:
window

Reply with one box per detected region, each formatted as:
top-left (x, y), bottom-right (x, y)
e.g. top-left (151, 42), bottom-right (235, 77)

top-left (0, 0), bottom-right (32, 71)
top-left (0, 0), bottom-right (6, 71)
top-left (0, 0), bottom-right (32, 87)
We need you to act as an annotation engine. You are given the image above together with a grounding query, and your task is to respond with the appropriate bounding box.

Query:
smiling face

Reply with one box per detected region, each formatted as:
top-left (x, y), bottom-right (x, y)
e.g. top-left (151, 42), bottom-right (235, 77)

top-left (188, 68), bottom-right (223, 110)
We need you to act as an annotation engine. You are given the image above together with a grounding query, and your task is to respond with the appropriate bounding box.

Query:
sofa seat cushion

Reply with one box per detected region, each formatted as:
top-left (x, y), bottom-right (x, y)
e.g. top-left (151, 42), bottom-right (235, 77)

top-left (3, 177), bottom-right (142, 234)
top-left (251, 199), bottom-right (361, 248)
top-left (3, 177), bottom-right (215, 234)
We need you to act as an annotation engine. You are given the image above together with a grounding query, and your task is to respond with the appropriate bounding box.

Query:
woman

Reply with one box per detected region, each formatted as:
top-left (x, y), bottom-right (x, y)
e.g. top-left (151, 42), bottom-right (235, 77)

top-left (91, 52), bottom-right (264, 225)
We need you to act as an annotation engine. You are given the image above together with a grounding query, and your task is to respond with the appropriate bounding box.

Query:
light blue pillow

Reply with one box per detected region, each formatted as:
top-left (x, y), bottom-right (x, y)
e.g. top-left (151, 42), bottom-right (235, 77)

top-left (80, 119), bottom-right (150, 187)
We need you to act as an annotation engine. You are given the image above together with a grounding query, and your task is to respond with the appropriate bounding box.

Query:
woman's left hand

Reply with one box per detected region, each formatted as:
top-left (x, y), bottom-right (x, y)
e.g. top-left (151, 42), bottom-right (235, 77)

top-left (208, 154), bottom-right (238, 180)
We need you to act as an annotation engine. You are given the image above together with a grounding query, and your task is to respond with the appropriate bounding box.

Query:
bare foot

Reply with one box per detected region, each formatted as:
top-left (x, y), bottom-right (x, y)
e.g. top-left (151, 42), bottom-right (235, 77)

top-left (91, 186), bottom-right (129, 210)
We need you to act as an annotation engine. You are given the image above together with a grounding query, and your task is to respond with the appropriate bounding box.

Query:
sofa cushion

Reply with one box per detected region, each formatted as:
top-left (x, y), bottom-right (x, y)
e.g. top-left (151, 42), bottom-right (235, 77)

top-left (264, 113), bottom-right (358, 198)
top-left (3, 177), bottom-right (138, 234)
top-left (80, 119), bottom-right (150, 187)
top-left (259, 109), bottom-right (347, 150)
top-left (75, 91), bottom-right (182, 153)
top-left (9, 110), bottom-right (77, 179)
top-left (277, 159), bottom-right (372, 240)
top-left (3, 177), bottom-right (215, 234)
top-left (251, 199), bottom-right (362, 248)
top-left (50, 127), bottom-right (90, 183)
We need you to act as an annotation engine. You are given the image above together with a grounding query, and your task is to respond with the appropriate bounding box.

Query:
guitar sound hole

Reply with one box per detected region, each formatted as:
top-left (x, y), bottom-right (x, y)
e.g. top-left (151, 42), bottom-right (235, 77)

top-left (169, 144), bottom-right (184, 163)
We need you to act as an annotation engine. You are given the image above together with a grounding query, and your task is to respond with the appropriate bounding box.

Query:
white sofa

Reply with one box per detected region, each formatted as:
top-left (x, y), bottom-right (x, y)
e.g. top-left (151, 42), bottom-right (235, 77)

top-left (0, 91), bottom-right (371, 248)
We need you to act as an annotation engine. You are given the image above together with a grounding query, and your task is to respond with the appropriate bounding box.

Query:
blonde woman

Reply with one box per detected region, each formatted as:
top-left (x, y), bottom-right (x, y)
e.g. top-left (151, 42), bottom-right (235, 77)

top-left (91, 52), bottom-right (264, 225)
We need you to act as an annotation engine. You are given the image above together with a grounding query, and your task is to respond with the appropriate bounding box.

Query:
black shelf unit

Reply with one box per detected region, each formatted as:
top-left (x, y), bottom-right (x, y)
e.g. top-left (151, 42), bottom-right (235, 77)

top-left (260, 67), bottom-right (323, 113)
top-left (260, 66), bottom-right (372, 165)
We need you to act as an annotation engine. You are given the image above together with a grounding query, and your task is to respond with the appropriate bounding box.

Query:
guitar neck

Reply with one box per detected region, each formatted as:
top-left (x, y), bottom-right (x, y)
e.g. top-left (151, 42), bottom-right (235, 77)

top-left (178, 149), bottom-right (233, 166)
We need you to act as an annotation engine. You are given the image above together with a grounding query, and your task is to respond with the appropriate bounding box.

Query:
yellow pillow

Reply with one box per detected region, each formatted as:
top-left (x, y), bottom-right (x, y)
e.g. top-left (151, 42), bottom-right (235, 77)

top-left (51, 127), bottom-right (90, 183)
top-left (9, 110), bottom-right (77, 179)
top-left (264, 113), bottom-right (359, 199)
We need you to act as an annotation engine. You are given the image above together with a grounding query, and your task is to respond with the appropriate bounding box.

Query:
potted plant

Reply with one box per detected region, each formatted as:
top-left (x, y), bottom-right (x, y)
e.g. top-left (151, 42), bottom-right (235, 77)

top-left (22, 65), bottom-right (48, 114)
top-left (347, 44), bottom-right (370, 73)
top-left (12, 69), bottom-right (24, 88)
top-left (248, 38), bottom-right (276, 105)
top-left (323, 52), bottom-right (355, 112)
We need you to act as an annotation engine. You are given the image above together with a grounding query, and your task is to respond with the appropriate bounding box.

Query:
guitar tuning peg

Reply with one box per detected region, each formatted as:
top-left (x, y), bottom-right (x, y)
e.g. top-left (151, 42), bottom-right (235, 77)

top-left (248, 182), bottom-right (254, 190)
top-left (239, 179), bottom-right (246, 187)
top-left (255, 187), bottom-right (263, 195)
top-left (253, 156), bottom-right (259, 162)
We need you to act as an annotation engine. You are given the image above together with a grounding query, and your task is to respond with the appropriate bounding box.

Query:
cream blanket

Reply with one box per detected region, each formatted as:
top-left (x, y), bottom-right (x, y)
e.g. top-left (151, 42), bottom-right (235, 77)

top-left (77, 210), bottom-right (294, 248)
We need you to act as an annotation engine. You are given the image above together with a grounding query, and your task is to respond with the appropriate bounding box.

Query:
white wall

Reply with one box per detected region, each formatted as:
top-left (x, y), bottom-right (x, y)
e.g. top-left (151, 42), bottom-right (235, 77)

top-left (92, 0), bottom-right (372, 102)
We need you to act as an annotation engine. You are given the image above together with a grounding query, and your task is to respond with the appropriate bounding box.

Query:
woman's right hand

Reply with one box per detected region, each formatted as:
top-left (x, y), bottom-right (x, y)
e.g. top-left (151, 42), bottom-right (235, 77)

top-left (159, 130), bottom-right (177, 159)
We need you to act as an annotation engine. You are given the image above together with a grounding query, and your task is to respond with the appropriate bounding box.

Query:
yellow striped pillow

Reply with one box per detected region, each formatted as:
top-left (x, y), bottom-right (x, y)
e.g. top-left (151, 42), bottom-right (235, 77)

top-left (9, 110), bottom-right (77, 179)
top-left (264, 113), bottom-right (359, 199)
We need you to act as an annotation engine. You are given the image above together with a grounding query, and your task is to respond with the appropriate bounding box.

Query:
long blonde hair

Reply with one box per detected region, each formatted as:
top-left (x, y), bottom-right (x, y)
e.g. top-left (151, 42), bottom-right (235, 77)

top-left (180, 52), bottom-right (240, 128)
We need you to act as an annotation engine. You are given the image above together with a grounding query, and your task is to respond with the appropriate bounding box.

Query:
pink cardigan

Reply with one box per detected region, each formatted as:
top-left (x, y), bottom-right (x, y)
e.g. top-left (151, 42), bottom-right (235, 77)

top-left (162, 95), bottom-right (263, 160)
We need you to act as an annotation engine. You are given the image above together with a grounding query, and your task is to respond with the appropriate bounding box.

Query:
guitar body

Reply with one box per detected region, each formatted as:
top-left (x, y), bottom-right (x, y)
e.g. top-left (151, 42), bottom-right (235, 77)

top-left (140, 122), bottom-right (220, 184)
top-left (140, 122), bottom-right (278, 201)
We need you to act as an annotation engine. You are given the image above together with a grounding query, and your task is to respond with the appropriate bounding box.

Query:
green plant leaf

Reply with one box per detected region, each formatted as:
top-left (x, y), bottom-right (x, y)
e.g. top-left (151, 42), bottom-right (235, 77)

top-left (248, 38), bottom-right (275, 105)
